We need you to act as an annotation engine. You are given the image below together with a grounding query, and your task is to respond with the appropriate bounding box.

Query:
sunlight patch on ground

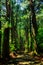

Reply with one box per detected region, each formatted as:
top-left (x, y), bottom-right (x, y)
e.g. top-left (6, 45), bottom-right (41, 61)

top-left (18, 61), bottom-right (30, 65)
top-left (17, 55), bottom-right (24, 58)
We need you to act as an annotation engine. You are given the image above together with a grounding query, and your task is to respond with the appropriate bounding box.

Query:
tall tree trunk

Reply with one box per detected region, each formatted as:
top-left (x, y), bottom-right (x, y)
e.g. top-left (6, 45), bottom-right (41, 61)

top-left (2, 0), bottom-right (11, 59)
top-left (2, 28), bottom-right (9, 59)
top-left (20, 36), bottom-right (24, 52)
top-left (11, 6), bottom-right (15, 50)
top-left (25, 18), bottom-right (29, 52)
top-left (30, 14), bottom-right (33, 51)
top-left (15, 14), bottom-right (18, 50)
top-left (30, 0), bottom-right (38, 52)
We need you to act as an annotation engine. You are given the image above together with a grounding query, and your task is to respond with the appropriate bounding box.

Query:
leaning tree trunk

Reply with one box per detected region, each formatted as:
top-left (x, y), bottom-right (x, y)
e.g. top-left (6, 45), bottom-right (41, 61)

top-left (2, 0), bottom-right (11, 59)
top-left (30, 0), bottom-right (38, 52)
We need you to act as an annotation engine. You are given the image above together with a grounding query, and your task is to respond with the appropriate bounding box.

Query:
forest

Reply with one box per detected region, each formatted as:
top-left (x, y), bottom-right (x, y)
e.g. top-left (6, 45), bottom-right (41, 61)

top-left (0, 0), bottom-right (43, 65)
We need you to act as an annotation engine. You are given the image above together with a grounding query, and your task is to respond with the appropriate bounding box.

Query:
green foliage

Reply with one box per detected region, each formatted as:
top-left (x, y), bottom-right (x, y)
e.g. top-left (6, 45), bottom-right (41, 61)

top-left (37, 28), bottom-right (43, 41)
top-left (0, 0), bottom-right (43, 55)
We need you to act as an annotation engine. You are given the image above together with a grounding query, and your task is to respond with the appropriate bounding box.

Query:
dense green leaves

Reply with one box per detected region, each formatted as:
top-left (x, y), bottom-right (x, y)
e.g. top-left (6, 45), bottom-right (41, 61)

top-left (0, 0), bottom-right (43, 57)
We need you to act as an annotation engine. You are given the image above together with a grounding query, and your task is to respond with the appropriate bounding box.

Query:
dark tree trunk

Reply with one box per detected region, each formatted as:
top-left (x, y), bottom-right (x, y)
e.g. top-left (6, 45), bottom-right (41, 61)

top-left (11, 8), bottom-right (15, 47)
top-left (30, 15), bottom-right (33, 51)
top-left (30, 0), bottom-right (38, 51)
top-left (20, 36), bottom-right (24, 52)
top-left (2, 28), bottom-right (9, 58)
top-left (14, 19), bottom-right (18, 52)
top-left (30, 0), bottom-right (38, 35)
top-left (2, 0), bottom-right (11, 59)
top-left (25, 18), bottom-right (29, 52)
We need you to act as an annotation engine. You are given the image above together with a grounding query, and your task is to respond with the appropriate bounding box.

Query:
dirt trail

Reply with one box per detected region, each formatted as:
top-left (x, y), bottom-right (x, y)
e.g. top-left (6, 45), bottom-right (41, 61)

top-left (0, 54), bottom-right (43, 65)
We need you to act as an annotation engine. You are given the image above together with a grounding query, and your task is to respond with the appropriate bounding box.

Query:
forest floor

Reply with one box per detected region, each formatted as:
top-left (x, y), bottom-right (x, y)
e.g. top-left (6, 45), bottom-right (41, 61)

top-left (0, 52), bottom-right (43, 65)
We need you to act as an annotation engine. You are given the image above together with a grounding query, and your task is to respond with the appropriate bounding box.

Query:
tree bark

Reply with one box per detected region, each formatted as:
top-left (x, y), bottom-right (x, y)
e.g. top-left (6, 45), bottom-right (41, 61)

top-left (25, 18), bottom-right (29, 52)
top-left (2, 0), bottom-right (10, 59)
top-left (2, 28), bottom-right (9, 59)
top-left (30, 0), bottom-right (38, 51)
